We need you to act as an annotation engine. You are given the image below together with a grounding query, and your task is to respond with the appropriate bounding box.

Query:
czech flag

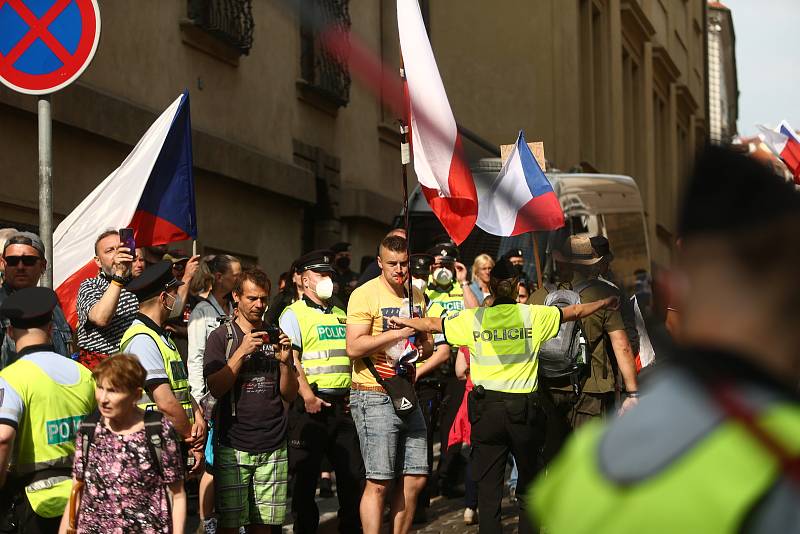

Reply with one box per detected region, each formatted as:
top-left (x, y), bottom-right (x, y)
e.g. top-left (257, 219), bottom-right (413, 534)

top-left (398, 0), bottom-right (478, 244)
top-left (476, 131), bottom-right (564, 236)
top-left (757, 120), bottom-right (800, 184)
top-left (54, 92), bottom-right (196, 327)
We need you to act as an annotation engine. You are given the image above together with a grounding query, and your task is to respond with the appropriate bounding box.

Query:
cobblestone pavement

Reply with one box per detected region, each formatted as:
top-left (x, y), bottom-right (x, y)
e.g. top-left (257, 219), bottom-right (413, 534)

top-left (410, 496), bottom-right (520, 534)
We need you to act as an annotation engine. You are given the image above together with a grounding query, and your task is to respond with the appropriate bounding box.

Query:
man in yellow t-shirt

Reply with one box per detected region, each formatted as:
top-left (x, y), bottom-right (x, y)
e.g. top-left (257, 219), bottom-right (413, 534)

top-left (345, 234), bottom-right (431, 534)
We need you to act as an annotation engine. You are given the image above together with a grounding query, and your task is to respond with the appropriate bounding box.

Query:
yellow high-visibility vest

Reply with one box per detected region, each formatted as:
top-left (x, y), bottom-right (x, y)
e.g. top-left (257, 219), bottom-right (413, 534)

top-left (120, 322), bottom-right (193, 423)
top-left (0, 357), bottom-right (95, 518)
top-left (443, 304), bottom-right (561, 393)
top-left (284, 300), bottom-right (351, 389)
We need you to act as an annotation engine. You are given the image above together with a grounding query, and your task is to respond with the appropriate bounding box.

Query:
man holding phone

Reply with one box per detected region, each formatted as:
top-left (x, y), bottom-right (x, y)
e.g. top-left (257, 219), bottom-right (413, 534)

top-left (204, 268), bottom-right (299, 533)
top-left (76, 229), bottom-right (139, 369)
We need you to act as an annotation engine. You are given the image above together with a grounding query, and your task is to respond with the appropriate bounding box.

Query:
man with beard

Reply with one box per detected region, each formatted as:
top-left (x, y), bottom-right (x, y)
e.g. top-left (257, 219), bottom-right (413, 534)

top-left (76, 230), bottom-right (139, 369)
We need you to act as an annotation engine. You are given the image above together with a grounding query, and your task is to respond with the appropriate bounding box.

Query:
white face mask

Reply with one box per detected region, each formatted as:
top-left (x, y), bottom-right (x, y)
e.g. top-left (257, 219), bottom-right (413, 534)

top-left (433, 267), bottom-right (453, 286)
top-left (314, 276), bottom-right (334, 300)
top-left (411, 278), bottom-right (427, 292)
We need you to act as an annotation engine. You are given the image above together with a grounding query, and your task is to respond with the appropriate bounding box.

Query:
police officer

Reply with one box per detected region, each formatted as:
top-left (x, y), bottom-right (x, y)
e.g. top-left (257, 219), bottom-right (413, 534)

top-left (120, 261), bottom-right (206, 473)
top-left (390, 258), bottom-right (618, 534)
top-left (0, 288), bottom-right (95, 533)
top-left (414, 242), bottom-right (478, 511)
top-left (530, 146), bottom-right (800, 533)
top-left (409, 253), bottom-right (434, 296)
top-left (279, 250), bottom-right (363, 534)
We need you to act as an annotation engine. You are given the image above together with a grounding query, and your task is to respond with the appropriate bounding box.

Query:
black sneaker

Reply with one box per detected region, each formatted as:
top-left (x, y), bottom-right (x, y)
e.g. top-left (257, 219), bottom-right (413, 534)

top-left (319, 477), bottom-right (334, 498)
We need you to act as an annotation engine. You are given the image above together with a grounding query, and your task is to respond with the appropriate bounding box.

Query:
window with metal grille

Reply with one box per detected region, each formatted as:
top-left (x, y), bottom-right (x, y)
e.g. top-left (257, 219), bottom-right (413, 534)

top-left (188, 0), bottom-right (255, 55)
top-left (300, 0), bottom-right (351, 108)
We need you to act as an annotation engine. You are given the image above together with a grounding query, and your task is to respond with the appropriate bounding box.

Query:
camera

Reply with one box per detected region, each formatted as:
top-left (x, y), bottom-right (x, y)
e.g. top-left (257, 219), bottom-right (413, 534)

top-left (255, 325), bottom-right (282, 345)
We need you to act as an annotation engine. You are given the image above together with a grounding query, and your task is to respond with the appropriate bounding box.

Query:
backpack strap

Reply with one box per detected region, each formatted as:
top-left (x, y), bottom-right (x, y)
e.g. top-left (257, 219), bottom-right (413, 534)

top-left (144, 411), bottom-right (166, 476)
top-left (78, 410), bottom-right (101, 480)
top-left (225, 321), bottom-right (239, 417)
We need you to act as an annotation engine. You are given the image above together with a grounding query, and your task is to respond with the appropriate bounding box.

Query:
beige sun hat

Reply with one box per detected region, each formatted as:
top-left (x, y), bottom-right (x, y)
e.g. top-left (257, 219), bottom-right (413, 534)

top-left (552, 235), bottom-right (604, 265)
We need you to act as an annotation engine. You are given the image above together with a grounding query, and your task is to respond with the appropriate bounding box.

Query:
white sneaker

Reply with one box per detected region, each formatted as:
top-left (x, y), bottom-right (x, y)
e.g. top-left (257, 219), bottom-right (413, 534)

top-left (464, 507), bottom-right (478, 525)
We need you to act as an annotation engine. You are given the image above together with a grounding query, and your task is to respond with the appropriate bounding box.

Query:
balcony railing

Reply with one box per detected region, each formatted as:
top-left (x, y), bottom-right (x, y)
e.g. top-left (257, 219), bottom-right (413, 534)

top-left (300, 0), bottom-right (351, 108)
top-left (188, 0), bottom-right (255, 55)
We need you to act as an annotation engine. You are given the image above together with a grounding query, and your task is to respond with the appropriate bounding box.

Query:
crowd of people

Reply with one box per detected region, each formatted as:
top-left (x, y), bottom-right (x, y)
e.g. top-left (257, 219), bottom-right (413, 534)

top-left (0, 145), bottom-right (798, 534)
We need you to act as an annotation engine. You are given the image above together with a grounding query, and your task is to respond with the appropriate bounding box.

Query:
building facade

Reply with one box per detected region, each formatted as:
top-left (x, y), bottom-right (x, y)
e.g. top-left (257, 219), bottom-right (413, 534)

top-left (0, 0), bottom-right (710, 281)
top-left (426, 0), bottom-right (710, 266)
top-left (707, 1), bottom-right (738, 144)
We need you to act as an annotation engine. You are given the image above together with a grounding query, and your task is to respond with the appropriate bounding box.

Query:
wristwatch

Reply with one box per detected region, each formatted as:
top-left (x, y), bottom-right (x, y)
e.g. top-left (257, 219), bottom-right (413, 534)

top-left (626, 391), bottom-right (640, 399)
top-left (110, 273), bottom-right (131, 286)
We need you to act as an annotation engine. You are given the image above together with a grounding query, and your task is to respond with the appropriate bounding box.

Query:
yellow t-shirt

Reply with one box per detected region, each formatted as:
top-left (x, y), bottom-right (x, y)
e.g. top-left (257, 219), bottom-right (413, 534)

top-left (347, 276), bottom-right (426, 387)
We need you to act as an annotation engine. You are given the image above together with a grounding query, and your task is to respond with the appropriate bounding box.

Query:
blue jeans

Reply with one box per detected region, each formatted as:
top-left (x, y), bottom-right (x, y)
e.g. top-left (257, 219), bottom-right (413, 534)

top-left (508, 455), bottom-right (518, 491)
top-left (350, 389), bottom-right (428, 480)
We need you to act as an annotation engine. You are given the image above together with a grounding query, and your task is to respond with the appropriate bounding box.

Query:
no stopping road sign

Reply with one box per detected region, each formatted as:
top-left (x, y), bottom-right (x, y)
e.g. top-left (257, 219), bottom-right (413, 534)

top-left (0, 0), bottom-right (100, 95)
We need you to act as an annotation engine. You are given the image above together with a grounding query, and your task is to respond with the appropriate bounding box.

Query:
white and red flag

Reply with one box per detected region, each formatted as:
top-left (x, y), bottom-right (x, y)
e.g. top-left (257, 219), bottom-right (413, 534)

top-left (54, 92), bottom-right (196, 327)
top-left (397, 0), bottom-right (478, 244)
top-left (757, 120), bottom-right (800, 184)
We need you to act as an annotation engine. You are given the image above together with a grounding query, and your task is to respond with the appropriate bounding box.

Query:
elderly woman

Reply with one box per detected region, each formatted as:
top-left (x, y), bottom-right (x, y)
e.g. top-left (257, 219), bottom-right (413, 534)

top-left (60, 354), bottom-right (186, 534)
top-left (469, 253), bottom-right (495, 304)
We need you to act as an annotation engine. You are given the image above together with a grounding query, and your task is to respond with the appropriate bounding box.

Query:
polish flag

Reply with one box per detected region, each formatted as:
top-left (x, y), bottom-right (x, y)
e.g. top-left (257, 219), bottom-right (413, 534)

top-left (397, 0), bottom-right (478, 244)
top-left (757, 121), bottom-right (800, 184)
top-left (54, 92), bottom-right (196, 327)
top-left (476, 131), bottom-right (564, 236)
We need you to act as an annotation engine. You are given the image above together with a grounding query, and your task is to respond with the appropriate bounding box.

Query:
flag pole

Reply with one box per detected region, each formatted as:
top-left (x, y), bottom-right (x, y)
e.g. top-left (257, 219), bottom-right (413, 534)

top-left (530, 232), bottom-right (543, 289)
top-left (399, 54), bottom-right (414, 318)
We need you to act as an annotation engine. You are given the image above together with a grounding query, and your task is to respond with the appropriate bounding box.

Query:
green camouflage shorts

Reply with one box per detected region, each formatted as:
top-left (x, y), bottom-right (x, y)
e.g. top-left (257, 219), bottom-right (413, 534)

top-left (214, 443), bottom-right (288, 528)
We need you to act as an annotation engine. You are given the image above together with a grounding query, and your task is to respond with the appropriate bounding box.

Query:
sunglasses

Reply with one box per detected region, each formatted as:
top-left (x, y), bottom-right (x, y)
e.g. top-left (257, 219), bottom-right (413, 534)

top-left (4, 255), bottom-right (40, 267)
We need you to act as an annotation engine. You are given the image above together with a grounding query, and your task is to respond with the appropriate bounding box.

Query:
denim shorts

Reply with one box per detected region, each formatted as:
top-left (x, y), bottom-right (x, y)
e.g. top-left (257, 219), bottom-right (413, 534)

top-left (349, 389), bottom-right (428, 480)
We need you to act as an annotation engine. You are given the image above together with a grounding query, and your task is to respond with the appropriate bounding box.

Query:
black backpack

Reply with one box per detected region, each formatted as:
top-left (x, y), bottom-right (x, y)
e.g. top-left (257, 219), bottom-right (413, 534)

top-left (78, 410), bottom-right (172, 478)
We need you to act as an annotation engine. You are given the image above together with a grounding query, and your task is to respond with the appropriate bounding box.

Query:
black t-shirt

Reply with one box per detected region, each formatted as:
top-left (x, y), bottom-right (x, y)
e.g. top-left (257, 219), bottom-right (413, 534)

top-left (203, 321), bottom-right (287, 453)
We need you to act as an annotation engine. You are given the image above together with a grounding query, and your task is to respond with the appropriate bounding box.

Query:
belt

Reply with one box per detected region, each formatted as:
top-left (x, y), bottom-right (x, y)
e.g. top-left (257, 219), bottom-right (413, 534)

top-left (317, 389), bottom-right (350, 401)
top-left (476, 389), bottom-right (539, 401)
top-left (351, 383), bottom-right (386, 393)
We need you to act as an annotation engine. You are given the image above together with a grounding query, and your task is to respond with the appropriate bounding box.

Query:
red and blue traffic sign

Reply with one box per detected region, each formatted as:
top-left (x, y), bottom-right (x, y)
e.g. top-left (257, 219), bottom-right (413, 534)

top-left (0, 0), bottom-right (100, 95)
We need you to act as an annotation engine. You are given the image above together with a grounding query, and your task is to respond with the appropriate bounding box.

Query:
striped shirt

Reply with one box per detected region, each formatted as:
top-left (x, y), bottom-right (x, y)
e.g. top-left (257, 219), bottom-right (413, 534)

top-left (77, 275), bottom-right (139, 355)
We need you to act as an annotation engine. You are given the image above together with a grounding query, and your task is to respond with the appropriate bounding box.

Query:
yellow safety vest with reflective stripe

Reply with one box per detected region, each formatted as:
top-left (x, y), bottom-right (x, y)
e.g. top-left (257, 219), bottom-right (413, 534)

top-left (426, 282), bottom-right (465, 317)
top-left (531, 401), bottom-right (800, 532)
top-left (284, 300), bottom-right (351, 389)
top-left (443, 304), bottom-right (561, 393)
top-left (120, 323), bottom-right (193, 423)
top-left (420, 283), bottom-right (465, 368)
top-left (0, 358), bottom-right (95, 518)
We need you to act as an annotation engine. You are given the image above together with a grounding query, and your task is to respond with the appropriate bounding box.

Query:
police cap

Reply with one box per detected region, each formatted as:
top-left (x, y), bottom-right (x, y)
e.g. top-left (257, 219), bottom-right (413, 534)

top-left (502, 248), bottom-right (524, 261)
top-left (427, 242), bottom-right (459, 262)
top-left (126, 261), bottom-right (183, 301)
top-left (330, 242), bottom-right (351, 254)
top-left (0, 286), bottom-right (57, 328)
top-left (679, 145), bottom-right (800, 238)
top-left (491, 258), bottom-right (518, 281)
top-left (295, 250), bottom-right (336, 274)
top-left (410, 254), bottom-right (434, 277)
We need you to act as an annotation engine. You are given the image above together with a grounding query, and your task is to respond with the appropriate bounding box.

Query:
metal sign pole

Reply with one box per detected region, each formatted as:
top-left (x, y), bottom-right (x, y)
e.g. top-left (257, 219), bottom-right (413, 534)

top-left (38, 95), bottom-right (53, 288)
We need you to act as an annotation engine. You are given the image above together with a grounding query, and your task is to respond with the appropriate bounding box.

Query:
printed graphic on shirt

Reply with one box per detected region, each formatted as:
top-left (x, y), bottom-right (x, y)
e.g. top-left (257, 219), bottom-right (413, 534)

top-left (47, 415), bottom-right (84, 445)
top-left (380, 305), bottom-right (423, 331)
